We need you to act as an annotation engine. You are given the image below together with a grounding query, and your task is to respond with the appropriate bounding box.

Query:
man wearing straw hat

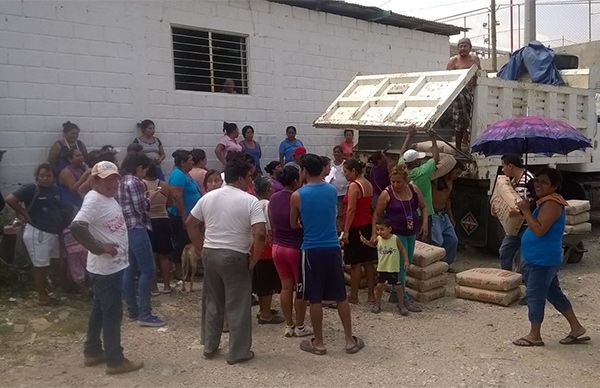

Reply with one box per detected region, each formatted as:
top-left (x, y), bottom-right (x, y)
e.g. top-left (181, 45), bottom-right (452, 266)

top-left (431, 156), bottom-right (464, 273)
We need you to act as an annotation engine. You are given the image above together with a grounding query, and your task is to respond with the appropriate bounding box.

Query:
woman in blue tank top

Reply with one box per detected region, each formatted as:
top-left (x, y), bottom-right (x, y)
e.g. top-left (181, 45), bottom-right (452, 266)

top-left (513, 168), bottom-right (589, 347)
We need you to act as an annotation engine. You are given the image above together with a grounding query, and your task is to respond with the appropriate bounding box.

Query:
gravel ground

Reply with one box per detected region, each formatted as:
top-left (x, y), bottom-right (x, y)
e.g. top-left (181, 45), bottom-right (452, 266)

top-left (1, 229), bottom-right (599, 387)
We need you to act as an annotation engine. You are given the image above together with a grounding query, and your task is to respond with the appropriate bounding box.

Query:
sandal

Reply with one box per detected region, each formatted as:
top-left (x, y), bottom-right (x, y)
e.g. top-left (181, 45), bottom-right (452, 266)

top-left (370, 304), bottom-right (381, 314)
top-left (513, 337), bottom-right (545, 347)
top-left (257, 315), bottom-right (285, 325)
top-left (397, 304), bottom-right (409, 316)
top-left (345, 336), bottom-right (365, 354)
top-left (559, 334), bottom-right (591, 345)
top-left (300, 338), bottom-right (327, 355)
top-left (255, 309), bottom-right (278, 319)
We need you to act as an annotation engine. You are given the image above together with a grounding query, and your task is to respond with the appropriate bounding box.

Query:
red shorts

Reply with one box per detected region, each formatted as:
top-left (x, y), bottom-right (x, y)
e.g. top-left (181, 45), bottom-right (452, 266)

top-left (272, 244), bottom-right (300, 282)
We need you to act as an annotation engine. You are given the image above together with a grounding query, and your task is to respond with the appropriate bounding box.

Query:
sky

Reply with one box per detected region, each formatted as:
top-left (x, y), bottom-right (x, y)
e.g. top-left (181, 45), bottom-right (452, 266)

top-left (348, 0), bottom-right (600, 51)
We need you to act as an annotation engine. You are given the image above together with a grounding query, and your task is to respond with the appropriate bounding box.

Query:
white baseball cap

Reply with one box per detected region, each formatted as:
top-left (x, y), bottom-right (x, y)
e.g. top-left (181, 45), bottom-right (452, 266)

top-left (402, 149), bottom-right (426, 164)
top-left (91, 161), bottom-right (120, 179)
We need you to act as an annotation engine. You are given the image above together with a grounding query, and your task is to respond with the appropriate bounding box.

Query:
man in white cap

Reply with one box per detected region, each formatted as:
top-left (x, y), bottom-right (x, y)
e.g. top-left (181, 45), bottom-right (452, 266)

top-left (70, 161), bottom-right (143, 375)
top-left (447, 37), bottom-right (481, 151)
top-left (399, 128), bottom-right (440, 227)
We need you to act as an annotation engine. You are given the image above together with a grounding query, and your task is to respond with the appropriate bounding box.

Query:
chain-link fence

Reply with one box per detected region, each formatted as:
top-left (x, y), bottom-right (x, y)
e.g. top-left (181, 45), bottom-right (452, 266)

top-left (438, 0), bottom-right (599, 55)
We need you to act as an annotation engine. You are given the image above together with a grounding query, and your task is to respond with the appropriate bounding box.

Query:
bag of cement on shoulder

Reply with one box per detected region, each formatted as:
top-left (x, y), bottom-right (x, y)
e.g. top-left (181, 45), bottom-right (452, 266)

top-left (490, 176), bottom-right (524, 236)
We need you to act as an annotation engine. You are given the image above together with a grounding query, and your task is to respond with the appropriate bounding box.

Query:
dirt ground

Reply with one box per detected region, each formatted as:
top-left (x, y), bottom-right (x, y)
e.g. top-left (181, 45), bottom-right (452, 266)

top-left (1, 229), bottom-right (599, 388)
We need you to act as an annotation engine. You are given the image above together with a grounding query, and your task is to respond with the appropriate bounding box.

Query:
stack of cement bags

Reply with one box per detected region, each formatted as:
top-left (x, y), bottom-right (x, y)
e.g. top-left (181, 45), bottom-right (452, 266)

top-left (455, 268), bottom-right (522, 306)
top-left (405, 241), bottom-right (448, 303)
top-left (490, 176), bottom-right (524, 236)
top-left (565, 200), bottom-right (592, 234)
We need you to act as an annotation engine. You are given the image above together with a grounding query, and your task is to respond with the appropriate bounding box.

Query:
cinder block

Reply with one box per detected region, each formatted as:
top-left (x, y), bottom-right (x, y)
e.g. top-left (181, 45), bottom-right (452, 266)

top-left (43, 52), bottom-right (78, 69)
top-left (75, 86), bottom-right (106, 102)
top-left (8, 82), bottom-right (43, 99)
top-left (24, 67), bottom-right (59, 83)
top-left (73, 23), bottom-right (104, 41)
top-left (58, 69), bottom-right (90, 86)
top-left (25, 99), bottom-right (58, 115)
top-left (43, 84), bottom-right (76, 100)
top-left (23, 1), bottom-right (57, 18)
top-left (24, 131), bottom-right (56, 147)
top-left (0, 132), bottom-right (25, 147)
top-left (89, 72), bottom-right (132, 88)
top-left (74, 55), bottom-right (106, 72)
top-left (8, 49), bottom-right (44, 66)
top-left (10, 115), bottom-right (48, 132)
top-left (90, 102), bottom-right (121, 116)
top-left (0, 1), bottom-right (22, 16)
top-left (106, 88), bottom-right (133, 103)
top-left (59, 101), bottom-right (91, 117)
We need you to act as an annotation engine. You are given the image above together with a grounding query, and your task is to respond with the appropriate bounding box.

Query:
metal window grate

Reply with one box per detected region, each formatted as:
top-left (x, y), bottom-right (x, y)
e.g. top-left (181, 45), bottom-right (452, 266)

top-left (172, 26), bottom-right (248, 94)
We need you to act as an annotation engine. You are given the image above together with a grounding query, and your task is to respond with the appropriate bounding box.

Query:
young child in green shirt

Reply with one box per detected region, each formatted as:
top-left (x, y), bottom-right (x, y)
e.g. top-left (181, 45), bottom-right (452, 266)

top-left (360, 217), bottom-right (410, 315)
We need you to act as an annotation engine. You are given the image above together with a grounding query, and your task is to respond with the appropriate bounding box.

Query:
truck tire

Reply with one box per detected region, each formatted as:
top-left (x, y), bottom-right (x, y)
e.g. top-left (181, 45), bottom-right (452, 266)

top-left (554, 54), bottom-right (579, 70)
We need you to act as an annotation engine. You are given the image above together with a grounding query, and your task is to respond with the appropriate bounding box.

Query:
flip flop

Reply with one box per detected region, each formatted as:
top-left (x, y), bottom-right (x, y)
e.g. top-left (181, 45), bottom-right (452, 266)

top-left (226, 351), bottom-right (255, 365)
top-left (345, 335), bottom-right (365, 354)
top-left (257, 315), bottom-right (285, 325)
top-left (513, 337), bottom-right (545, 347)
top-left (300, 338), bottom-right (327, 355)
top-left (559, 334), bottom-right (591, 345)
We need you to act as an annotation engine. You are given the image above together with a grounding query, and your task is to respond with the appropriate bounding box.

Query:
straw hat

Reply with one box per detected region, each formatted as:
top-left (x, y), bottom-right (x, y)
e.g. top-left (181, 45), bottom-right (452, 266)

top-left (431, 154), bottom-right (457, 180)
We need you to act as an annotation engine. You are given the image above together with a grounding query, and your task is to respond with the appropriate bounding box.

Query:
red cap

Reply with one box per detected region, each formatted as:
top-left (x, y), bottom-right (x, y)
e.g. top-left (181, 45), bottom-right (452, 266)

top-left (292, 146), bottom-right (307, 157)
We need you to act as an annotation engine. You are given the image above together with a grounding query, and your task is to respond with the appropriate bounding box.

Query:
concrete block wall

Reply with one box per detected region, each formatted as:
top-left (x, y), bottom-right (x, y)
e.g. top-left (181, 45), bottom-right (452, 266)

top-left (0, 0), bottom-right (449, 190)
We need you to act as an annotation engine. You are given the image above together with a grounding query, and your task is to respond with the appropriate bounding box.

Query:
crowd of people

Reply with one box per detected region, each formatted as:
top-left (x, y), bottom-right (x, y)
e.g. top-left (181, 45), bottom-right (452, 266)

top-left (1, 107), bottom-right (589, 372)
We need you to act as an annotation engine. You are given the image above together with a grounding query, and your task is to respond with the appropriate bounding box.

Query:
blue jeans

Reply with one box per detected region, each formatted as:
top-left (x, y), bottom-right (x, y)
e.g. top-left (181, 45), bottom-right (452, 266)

top-left (524, 264), bottom-right (572, 323)
top-left (499, 229), bottom-right (524, 271)
top-left (123, 227), bottom-right (156, 320)
top-left (431, 213), bottom-right (458, 265)
top-left (85, 270), bottom-right (125, 367)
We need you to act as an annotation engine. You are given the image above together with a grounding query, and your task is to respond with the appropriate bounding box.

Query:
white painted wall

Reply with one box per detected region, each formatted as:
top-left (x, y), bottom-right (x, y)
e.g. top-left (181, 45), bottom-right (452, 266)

top-left (0, 0), bottom-right (449, 190)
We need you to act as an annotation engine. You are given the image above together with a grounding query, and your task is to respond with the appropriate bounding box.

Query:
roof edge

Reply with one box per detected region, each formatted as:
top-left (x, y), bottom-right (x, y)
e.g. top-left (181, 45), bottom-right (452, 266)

top-left (267, 0), bottom-right (467, 36)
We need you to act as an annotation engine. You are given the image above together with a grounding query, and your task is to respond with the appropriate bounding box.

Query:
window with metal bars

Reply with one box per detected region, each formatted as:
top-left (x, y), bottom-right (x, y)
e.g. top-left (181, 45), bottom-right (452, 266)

top-left (171, 26), bottom-right (248, 94)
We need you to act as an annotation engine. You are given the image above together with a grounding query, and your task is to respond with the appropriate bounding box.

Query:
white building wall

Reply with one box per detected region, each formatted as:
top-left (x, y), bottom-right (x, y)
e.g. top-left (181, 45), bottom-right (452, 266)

top-left (0, 0), bottom-right (449, 190)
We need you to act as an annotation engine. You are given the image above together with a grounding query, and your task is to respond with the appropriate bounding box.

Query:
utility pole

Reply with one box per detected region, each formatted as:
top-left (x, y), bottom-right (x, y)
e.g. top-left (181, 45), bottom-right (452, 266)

top-left (524, 0), bottom-right (536, 44)
top-left (491, 0), bottom-right (497, 71)
top-left (589, 0), bottom-right (592, 42)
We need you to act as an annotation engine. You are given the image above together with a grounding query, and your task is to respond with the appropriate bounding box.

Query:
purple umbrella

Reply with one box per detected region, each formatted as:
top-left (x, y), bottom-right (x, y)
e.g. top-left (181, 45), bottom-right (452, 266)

top-left (471, 116), bottom-right (591, 157)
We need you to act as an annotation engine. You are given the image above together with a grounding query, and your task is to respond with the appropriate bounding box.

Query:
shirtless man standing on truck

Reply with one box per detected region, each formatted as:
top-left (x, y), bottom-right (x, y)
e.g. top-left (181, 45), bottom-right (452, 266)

top-left (447, 38), bottom-right (481, 151)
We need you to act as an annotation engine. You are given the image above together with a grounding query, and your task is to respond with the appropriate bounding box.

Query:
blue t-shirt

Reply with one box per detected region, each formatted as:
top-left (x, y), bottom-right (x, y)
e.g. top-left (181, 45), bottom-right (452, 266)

top-left (521, 205), bottom-right (566, 266)
top-left (279, 139), bottom-right (303, 164)
top-left (168, 167), bottom-right (201, 217)
top-left (298, 182), bottom-right (339, 249)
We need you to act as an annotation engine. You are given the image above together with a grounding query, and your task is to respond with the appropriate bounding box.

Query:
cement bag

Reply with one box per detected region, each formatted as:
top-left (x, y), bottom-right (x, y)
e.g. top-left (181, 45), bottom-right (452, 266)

top-left (412, 241), bottom-right (446, 267)
top-left (455, 268), bottom-right (522, 291)
top-left (455, 285), bottom-right (521, 306)
top-left (406, 273), bottom-right (447, 292)
top-left (406, 286), bottom-right (446, 303)
top-left (564, 222), bottom-right (592, 235)
top-left (566, 212), bottom-right (590, 225)
top-left (414, 141), bottom-right (456, 155)
top-left (407, 261), bottom-right (448, 280)
top-left (490, 176), bottom-right (524, 236)
top-left (566, 200), bottom-right (591, 215)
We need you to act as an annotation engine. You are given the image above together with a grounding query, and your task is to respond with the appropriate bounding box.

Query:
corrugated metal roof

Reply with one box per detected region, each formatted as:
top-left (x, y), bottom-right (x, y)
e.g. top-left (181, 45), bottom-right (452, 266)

top-left (267, 0), bottom-right (466, 36)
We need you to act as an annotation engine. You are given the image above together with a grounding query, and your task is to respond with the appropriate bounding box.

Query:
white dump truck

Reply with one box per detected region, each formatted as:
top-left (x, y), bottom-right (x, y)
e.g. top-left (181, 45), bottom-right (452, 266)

top-left (314, 65), bottom-right (600, 262)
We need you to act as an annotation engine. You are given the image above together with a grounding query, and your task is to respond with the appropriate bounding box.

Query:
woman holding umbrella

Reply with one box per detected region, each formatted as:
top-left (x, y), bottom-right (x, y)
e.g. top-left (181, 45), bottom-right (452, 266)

top-left (512, 167), bottom-right (589, 347)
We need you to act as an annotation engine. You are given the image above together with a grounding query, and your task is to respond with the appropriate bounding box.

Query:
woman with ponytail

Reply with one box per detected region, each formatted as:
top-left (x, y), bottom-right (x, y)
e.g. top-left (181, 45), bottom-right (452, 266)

top-left (132, 119), bottom-right (166, 180)
top-left (48, 121), bottom-right (88, 175)
top-left (214, 121), bottom-right (242, 166)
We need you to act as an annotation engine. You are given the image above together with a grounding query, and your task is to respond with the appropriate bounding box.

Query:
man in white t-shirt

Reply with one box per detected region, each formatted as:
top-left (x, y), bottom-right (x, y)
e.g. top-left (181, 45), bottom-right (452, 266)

top-left (186, 155), bottom-right (266, 365)
top-left (70, 161), bottom-right (143, 375)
